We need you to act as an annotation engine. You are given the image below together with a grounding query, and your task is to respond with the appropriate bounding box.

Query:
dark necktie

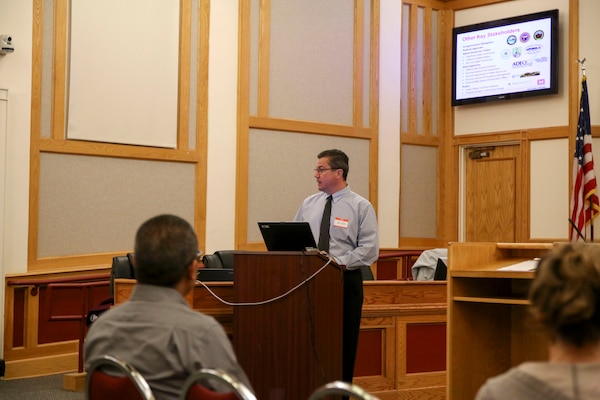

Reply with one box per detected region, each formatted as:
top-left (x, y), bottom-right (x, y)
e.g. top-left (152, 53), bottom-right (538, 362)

top-left (318, 195), bottom-right (332, 252)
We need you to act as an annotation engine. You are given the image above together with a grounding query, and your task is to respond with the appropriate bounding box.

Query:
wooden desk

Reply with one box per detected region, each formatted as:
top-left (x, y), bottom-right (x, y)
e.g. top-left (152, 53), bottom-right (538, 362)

top-left (447, 242), bottom-right (553, 400)
top-left (115, 278), bottom-right (447, 400)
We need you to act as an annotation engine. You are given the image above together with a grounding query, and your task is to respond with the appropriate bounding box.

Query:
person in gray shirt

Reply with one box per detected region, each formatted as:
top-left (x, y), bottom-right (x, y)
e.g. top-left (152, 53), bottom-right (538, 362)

top-left (84, 214), bottom-right (252, 400)
top-left (294, 149), bottom-right (379, 385)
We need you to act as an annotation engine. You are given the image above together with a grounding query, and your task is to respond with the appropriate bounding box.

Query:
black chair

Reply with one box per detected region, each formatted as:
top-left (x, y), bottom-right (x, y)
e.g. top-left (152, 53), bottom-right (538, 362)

top-left (179, 368), bottom-right (256, 400)
top-left (202, 250), bottom-right (235, 269)
top-left (199, 251), bottom-right (235, 281)
top-left (110, 253), bottom-right (135, 295)
top-left (86, 253), bottom-right (135, 326)
top-left (308, 381), bottom-right (379, 400)
top-left (215, 251), bottom-right (235, 269)
top-left (86, 355), bottom-right (155, 400)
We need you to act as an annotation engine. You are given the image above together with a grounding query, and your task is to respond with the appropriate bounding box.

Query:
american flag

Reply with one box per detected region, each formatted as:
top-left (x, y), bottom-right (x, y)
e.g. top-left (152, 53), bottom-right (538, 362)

top-left (570, 77), bottom-right (599, 241)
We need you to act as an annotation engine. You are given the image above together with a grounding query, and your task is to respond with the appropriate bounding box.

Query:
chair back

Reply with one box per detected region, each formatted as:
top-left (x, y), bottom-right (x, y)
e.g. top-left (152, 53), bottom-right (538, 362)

top-left (308, 381), bottom-right (380, 400)
top-left (180, 368), bottom-right (256, 400)
top-left (202, 250), bottom-right (236, 269)
top-left (214, 251), bottom-right (235, 269)
top-left (110, 253), bottom-right (135, 295)
top-left (86, 355), bottom-right (155, 400)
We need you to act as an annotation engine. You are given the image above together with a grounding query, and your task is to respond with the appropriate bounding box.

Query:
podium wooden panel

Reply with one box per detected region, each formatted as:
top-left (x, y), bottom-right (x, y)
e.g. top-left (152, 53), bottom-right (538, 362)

top-left (232, 251), bottom-right (344, 400)
top-left (447, 242), bottom-right (553, 400)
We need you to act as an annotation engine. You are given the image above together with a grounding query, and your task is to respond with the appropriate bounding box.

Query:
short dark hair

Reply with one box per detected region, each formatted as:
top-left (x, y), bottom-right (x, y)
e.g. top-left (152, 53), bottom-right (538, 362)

top-left (318, 149), bottom-right (349, 180)
top-left (133, 214), bottom-right (198, 287)
top-left (529, 242), bottom-right (600, 348)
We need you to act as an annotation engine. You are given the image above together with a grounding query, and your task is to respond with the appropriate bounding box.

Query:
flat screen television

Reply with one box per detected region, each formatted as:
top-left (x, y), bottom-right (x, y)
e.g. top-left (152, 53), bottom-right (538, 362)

top-left (452, 9), bottom-right (559, 106)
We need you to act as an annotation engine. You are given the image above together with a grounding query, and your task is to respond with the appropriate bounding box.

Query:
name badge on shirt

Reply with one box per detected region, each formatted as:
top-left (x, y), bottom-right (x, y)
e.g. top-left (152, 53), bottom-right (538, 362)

top-left (333, 218), bottom-right (349, 228)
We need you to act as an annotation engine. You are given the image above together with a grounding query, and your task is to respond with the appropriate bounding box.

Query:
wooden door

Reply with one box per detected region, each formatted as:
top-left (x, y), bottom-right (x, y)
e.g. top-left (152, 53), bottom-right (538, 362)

top-left (465, 145), bottom-right (520, 242)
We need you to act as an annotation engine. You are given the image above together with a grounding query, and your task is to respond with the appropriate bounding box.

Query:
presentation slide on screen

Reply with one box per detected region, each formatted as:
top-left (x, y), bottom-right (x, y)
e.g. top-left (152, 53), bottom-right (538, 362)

top-left (454, 17), bottom-right (553, 101)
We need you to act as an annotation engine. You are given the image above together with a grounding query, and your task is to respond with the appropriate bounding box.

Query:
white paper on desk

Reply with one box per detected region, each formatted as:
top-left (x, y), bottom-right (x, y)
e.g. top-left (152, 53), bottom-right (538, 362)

top-left (497, 258), bottom-right (540, 271)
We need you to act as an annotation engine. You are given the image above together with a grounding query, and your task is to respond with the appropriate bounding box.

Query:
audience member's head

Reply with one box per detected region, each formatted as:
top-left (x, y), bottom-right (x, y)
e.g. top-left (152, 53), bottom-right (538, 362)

top-left (529, 242), bottom-right (600, 348)
top-left (133, 214), bottom-right (198, 287)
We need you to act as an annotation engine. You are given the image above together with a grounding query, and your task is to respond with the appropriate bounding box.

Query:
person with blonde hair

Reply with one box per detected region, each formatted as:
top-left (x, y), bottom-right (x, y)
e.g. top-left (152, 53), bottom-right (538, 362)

top-left (476, 242), bottom-right (600, 400)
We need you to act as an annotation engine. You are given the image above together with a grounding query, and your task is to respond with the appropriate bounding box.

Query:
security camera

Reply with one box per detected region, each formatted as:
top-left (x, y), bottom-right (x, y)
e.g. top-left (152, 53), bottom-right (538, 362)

top-left (0, 35), bottom-right (14, 55)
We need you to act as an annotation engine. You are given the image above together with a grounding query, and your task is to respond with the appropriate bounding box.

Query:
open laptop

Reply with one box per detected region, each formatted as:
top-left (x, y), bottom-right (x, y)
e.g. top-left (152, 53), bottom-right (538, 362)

top-left (257, 222), bottom-right (317, 251)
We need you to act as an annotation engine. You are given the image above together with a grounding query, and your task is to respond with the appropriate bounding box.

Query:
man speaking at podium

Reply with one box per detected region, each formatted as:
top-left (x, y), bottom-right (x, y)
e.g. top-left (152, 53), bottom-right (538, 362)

top-left (294, 149), bottom-right (379, 384)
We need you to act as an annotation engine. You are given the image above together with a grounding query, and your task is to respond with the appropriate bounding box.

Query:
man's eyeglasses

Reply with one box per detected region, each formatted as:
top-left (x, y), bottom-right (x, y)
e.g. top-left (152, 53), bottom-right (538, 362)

top-left (195, 250), bottom-right (203, 261)
top-left (314, 168), bottom-right (337, 174)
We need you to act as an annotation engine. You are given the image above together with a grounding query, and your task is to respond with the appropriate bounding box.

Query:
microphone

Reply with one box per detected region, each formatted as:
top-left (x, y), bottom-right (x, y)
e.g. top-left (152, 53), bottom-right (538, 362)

top-left (568, 218), bottom-right (585, 241)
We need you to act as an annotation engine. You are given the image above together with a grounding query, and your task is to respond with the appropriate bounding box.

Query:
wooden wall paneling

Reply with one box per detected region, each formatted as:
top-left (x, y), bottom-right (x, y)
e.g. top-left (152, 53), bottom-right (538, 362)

top-left (354, 0), bottom-right (365, 129)
top-left (355, 329), bottom-right (384, 376)
top-left (375, 259), bottom-right (399, 280)
top-left (407, 4), bottom-right (418, 136)
top-left (438, 7), bottom-right (456, 244)
top-left (194, 0), bottom-right (211, 252)
top-left (422, 7), bottom-right (433, 137)
top-left (5, 286), bottom-right (20, 348)
top-left (395, 315), bottom-right (446, 392)
top-left (52, 0), bottom-right (68, 141)
top-left (354, 316), bottom-right (396, 390)
top-left (369, 0), bottom-right (380, 211)
top-left (27, 0), bottom-right (205, 271)
top-left (399, 2), bottom-right (450, 248)
top-left (27, 0), bottom-right (44, 267)
top-left (178, 0), bottom-right (192, 150)
top-left (235, 0), bottom-right (252, 250)
top-left (447, 0), bottom-right (509, 10)
top-left (406, 322), bottom-right (446, 373)
top-left (3, 273), bottom-right (113, 378)
top-left (237, 1), bottom-right (379, 249)
top-left (248, 117), bottom-right (373, 138)
top-left (257, 0), bottom-right (270, 116)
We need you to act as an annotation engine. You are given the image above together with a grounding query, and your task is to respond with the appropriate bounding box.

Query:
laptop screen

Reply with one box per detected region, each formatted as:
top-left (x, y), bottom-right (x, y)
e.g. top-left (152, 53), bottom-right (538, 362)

top-left (257, 222), bottom-right (317, 251)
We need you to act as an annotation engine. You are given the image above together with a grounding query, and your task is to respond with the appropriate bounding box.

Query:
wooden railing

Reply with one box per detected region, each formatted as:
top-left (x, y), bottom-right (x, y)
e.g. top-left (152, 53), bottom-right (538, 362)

top-left (1, 248), bottom-right (427, 381)
top-left (4, 272), bottom-right (110, 379)
top-left (376, 250), bottom-right (423, 280)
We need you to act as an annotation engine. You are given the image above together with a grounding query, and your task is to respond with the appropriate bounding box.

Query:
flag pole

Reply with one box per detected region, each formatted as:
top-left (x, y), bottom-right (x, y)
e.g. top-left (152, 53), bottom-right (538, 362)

top-left (581, 59), bottom-right (593, 242)
top-left (579, 57), bottom-right (598, 242)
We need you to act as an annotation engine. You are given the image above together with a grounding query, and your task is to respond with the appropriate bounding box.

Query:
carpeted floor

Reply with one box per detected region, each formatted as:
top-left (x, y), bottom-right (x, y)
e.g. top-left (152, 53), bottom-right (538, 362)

top-left (0, 374), bottom-right (85, 400)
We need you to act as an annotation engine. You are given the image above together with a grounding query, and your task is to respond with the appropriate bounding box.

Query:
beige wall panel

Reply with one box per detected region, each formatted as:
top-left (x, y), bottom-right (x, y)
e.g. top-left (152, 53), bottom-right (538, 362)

top-left (247, 129), bottom-right (370, 242)
top-left (67, 0), bottom-right (179, 147)
top-left (268, 0), bottom-right (354, 125)
top-left (530, 138), bottom-right (568, 239)
top-left (38, 153), bottom-right (195, 257)
top-left (400, 144), bottom-right (437, 238)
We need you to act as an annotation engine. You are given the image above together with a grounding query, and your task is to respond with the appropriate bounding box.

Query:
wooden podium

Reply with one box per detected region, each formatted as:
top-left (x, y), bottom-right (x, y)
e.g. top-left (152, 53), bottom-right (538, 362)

top-left (447, 242), bottom-right (553, 400)
top-left (232, 251), bottom-right (344, 400)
